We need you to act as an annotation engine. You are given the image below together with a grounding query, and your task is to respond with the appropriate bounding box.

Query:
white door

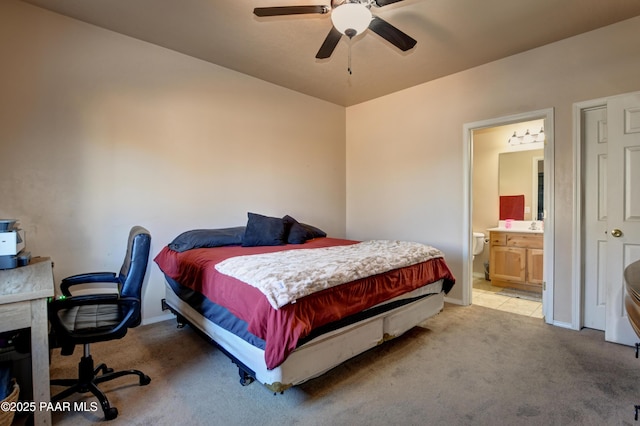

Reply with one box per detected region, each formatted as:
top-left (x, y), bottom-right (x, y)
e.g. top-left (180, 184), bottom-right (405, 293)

top-left (583, 106), bottom-right (607, 330)
top-left (605, 91), bottom-right (640, 345)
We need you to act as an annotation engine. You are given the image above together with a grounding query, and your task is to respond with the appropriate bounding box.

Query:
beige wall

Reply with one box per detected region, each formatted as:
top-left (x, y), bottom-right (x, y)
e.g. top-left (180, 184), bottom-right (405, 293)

top-left (0, 1), bottom-right (346, 322)
top-left (4, 0), bottom-right (640, 327)
top-left (346, 15), bottom-right (640, 324)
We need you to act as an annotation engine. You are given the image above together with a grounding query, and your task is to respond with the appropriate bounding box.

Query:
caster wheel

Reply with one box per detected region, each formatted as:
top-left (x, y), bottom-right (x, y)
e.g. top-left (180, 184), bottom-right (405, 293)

top-left (140, 375), bottom-right (151, 386)
top-left (104, 407), bottom-right (118, 421)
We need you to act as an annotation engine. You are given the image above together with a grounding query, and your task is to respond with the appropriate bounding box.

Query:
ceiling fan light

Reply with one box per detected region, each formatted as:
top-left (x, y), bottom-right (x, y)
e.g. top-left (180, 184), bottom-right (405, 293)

top-left (331, 4), bottom-right (372, 37)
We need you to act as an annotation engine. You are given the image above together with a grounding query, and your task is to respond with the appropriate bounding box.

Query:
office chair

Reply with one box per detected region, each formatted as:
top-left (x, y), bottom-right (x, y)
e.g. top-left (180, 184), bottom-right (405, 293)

top-left (48, 226), bottom-right (152, 421)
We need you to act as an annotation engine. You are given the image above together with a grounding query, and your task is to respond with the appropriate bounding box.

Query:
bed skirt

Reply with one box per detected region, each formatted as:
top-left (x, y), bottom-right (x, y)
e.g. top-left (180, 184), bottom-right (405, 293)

top-left (163, 281), bottom-right (445, 392)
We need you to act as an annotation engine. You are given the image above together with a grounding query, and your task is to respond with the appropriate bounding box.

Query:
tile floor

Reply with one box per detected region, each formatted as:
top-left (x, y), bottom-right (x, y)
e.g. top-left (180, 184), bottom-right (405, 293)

top-left (472, 277), bottom-right (544, 319)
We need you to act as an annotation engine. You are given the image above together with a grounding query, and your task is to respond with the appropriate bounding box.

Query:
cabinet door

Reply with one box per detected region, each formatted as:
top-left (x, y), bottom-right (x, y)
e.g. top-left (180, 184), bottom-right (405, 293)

top-left (527, 248), bottom-right (544, 285)
top-left (490, 246), bottom-right (526, 282)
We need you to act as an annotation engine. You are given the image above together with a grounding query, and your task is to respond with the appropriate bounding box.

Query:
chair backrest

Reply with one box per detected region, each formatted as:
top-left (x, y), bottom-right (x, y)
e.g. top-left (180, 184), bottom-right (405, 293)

top-left (118, 226), bottom-right (151, 300)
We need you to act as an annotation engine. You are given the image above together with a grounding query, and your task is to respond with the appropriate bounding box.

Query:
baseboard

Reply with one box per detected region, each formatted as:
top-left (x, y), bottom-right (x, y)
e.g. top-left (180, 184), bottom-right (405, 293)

top-left (444, 296), bottom-right (463, 305)
top-left (551, 319), bottom-right (577, 330)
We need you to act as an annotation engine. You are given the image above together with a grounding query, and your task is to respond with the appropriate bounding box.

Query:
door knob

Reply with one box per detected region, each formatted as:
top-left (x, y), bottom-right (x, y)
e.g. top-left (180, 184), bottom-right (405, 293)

top-left (611, 229), bottom-right (623, 238)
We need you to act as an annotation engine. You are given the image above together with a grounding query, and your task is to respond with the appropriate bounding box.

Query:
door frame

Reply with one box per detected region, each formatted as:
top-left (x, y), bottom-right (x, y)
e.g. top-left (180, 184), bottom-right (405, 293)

top-left (572, 97), bottom-right (607, 330)
top-left (532, 156), bottom-right (544, 221)
top-left (462, 108), bottom-right (555, 324)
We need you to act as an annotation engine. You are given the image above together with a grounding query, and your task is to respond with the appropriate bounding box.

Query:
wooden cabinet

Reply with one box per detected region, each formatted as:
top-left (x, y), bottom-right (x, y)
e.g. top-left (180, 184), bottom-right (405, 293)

top-left (489, 231), bottom-right (543, 292)
top-left (0, 257), bottom-right (54, 425)
top-left (491, 246), bottom-right (526, 283)
top-left (527, 248), bottom-right (544, 285)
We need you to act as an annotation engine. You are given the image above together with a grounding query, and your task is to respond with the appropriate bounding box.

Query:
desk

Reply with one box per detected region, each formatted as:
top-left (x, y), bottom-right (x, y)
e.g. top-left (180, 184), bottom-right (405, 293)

top-left (0, 257), bottom-right (54, 426)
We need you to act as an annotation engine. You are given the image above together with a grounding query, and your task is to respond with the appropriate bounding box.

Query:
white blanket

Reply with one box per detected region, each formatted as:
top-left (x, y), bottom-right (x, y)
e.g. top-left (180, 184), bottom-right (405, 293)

top-left (214, 240), bottom-right (444, 309)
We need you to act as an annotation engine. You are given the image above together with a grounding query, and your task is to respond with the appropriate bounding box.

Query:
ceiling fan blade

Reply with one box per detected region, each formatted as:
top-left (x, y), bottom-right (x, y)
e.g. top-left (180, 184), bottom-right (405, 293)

top-left (374, 0), bottom-right (405, 6)
top-left (253, 6), bottom-right (330, 17)
top-left (368, 16), bottom-right (417, 51)
top-left (316, 26), bottom-right (342, 59)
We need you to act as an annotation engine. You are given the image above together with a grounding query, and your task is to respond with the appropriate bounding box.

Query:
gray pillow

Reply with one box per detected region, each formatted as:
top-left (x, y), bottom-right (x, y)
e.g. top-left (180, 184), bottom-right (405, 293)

top-left (241, 213), bottom-right (287, 247)
top-left (283, 215), bottom-right (327, 244)
top-left (168, 227), bottom-right (245, 252)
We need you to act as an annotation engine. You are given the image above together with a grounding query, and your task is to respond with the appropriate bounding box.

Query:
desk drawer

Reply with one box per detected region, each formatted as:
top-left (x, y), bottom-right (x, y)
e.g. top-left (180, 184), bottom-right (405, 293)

top-left (0, 300), bottom-right (31, 333)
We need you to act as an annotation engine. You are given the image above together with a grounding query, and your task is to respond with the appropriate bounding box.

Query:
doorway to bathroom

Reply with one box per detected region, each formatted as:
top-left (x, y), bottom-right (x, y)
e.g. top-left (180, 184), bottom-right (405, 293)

top-left (462, 109), bottom-right (554, 323)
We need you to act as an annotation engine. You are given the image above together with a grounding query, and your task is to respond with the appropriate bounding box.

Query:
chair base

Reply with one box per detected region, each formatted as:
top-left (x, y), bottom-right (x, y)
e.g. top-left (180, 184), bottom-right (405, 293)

top-left (51, 354), bottom-right (151, 421)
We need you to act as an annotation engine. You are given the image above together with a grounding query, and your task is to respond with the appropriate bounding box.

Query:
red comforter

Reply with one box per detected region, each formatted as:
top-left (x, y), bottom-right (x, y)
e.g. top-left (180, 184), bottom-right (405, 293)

top-left (154, 237), bottom-right (455, 369)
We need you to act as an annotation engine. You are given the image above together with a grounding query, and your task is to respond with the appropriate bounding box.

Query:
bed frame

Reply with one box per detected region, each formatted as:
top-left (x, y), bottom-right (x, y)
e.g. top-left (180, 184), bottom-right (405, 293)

top-left (161, 280), bottom-right (445, 393)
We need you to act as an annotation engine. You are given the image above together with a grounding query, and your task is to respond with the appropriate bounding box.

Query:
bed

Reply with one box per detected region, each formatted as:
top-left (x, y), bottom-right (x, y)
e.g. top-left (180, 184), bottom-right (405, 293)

top-left (154, 213), bottom-right (455, 393)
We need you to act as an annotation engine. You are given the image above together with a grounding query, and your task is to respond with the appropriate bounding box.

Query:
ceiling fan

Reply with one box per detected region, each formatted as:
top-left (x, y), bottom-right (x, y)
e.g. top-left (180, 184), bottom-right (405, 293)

top-left (254, 0), bottom-right (417, 59)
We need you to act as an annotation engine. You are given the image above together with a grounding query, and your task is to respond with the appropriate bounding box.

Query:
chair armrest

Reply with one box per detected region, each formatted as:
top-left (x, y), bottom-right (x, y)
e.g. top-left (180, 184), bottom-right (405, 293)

top-left (49, 293), bottom-right (120, 310)
top-left (48, 294), bottom-right (140, 342)
top-left (60, 272), bottom-right (119, 296)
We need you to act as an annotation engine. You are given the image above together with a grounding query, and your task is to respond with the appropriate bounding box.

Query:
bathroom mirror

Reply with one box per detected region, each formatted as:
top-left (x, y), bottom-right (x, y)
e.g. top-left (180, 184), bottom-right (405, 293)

top-left (499, 149), bottom-right (544, 221)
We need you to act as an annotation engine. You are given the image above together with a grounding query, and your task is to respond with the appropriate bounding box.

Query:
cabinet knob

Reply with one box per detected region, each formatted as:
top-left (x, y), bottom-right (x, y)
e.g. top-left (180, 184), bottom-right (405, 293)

top-left (611, 229), bottom-right (623, 238)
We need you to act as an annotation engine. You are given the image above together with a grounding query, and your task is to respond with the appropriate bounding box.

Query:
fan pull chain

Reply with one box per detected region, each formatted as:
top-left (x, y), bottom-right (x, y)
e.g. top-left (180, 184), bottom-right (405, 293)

top-left (344, 29), bottom-right (357, 75)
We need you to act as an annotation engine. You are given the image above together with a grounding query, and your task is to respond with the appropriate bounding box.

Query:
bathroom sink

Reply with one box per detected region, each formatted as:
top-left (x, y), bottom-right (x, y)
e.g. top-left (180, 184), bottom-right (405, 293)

top-left (487, 220), bottom-right (544, 233)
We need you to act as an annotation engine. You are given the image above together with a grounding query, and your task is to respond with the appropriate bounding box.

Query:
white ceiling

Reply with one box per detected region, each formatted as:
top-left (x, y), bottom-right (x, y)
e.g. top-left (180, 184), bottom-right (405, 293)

top-left (22, 0), bottom-right (640, 106)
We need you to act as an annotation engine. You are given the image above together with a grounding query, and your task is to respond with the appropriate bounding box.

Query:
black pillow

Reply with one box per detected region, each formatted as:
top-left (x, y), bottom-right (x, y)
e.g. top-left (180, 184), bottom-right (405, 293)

top-left (282, 214), bottom-right (297, 237)
top-left (287, 222), bottom-right (312, 244)
top-left (168, 227), bottom-right (246, 252)
top-left (302, 222), bottom-right (326, 239)
top-left (241, 213), bottom-right (287, 247)
top-left (283, 215), bottom-right (327, 244)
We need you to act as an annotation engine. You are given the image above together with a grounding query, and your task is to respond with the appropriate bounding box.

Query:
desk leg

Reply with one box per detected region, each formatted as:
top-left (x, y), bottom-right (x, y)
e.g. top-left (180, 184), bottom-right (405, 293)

top-left (30, 298), bottom-right (51, 426)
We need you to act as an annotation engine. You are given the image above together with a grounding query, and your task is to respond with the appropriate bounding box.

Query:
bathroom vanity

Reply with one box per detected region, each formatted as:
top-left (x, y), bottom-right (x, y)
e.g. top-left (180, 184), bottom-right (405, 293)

top-left (488, 222), bottom-right (543, 293)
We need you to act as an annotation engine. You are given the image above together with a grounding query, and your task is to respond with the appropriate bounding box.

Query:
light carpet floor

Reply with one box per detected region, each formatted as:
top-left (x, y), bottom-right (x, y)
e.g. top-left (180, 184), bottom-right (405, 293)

top-left (45, 303), bottom-right (640, 425)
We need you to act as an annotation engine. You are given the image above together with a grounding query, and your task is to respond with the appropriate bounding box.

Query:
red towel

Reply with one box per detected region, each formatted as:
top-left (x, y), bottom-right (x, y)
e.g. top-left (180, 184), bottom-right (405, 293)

top-left (500, 195), bottom-right (525, 220)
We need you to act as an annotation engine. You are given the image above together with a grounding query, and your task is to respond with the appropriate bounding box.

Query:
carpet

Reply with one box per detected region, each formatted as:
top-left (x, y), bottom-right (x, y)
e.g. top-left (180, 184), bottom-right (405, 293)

top-left (44, 303), bottom-right (640, 425)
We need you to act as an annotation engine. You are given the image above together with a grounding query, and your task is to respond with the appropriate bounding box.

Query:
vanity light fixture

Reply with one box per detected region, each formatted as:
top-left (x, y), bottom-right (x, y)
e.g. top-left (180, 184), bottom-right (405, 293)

top-left (508, 127), bottom-right (545, 145)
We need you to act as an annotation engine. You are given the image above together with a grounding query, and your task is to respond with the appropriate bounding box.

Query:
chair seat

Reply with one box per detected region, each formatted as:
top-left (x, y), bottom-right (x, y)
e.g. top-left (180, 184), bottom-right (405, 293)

top-left (59, 304), bottom-right (121, 333)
